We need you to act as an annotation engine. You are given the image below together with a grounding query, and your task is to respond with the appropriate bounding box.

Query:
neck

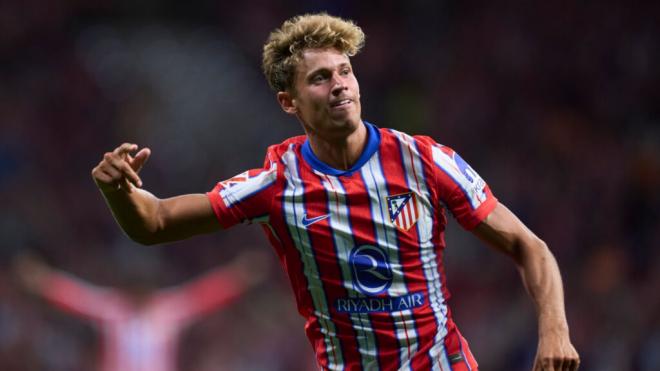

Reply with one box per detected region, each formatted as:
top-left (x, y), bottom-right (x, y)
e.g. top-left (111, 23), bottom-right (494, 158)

top-left (306, 121), bottom-right (367, 170)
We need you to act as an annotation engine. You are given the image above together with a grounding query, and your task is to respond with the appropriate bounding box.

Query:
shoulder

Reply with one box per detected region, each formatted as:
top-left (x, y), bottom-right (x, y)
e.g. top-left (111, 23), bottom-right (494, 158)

top-left (262, 134), bottom-right (307, 165)
top-left (377, 126), bottom-right (440, 159)
top-left (376, 126), bottom-right (438, 146)
top-left (265, 135), bottom-right (306, 157)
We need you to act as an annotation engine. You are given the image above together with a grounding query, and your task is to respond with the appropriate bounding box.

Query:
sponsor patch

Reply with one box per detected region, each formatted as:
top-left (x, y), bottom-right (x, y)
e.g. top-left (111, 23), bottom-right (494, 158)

top-left (448, 353), bottom-right (464, 364)
top-left (335, 292), bottom-right (425, 313)
top-left (349, 245), bottom-right (393, 295)
top-left (452, 152), bottom-right (487, 205)
top-left (219, 170), bottom-right (250, 189)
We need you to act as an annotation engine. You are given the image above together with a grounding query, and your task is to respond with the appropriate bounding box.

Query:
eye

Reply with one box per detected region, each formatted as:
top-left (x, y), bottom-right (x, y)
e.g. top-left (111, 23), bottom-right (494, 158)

top-left (310, 74), bottom-right (327, 84)
top-left (340, 67), bottom-right (351, 75)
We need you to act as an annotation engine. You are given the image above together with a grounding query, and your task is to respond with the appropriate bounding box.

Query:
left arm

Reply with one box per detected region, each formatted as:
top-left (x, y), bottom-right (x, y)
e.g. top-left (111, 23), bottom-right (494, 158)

top-left (158, 250), bottom-right (269, 323)
top-left (472, 203), bottom-right (580, 371)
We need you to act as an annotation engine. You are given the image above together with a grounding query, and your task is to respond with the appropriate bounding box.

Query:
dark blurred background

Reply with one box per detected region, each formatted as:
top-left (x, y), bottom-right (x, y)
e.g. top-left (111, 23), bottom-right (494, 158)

top-left (0, 1), bottom-right (658, 370)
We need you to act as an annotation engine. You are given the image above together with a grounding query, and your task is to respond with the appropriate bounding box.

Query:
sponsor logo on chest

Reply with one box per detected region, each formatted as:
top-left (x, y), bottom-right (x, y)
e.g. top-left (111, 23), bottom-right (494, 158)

top-left (331, 244), bottom-right (426, 314)
top-left (335, 292), bottom-right (425, 313)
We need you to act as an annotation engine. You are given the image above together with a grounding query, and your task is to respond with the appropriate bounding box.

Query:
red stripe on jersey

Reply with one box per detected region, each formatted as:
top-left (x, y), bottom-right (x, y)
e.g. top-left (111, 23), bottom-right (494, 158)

top-left (296, 157), bottom-right (362, 368)
top-left (265, 145), bottom-right (336, 370)
top-left (415, 136), bottom-right (457, 371)
top-left (342, 173), bottom-right (396, 370)
top-left (379, 131), bottom-right (433, 370)
top-left (414, 136), bottom-right (453, 304)
top-left (443, 318), bottom-right (479, 370)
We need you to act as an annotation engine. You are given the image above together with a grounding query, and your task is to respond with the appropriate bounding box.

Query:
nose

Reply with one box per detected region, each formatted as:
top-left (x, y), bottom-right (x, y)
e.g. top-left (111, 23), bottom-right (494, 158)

top-left (331, 72), bottom-right (347, 96)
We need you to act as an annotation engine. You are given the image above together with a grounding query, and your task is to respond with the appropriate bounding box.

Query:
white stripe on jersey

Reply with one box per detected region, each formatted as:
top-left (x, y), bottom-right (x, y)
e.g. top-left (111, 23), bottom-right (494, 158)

top-left (321, 174), bottom-right (379, 371)
top-left (281, 145), bottom-right (344, 370)
top-left (360, 152), bottom-right (419, 370)
top-left (392, 130), bottom-right (451, 366)
top-left (100, 309), bottom-right (180, 371)
top-left (402, 205), bottom-right (412, 230)
top-left (430, 145), bottom-right (486, 210)
top-left (429, 342), bottom-right (453, 371)
top-left (219, 164), bottom-right (277, 208)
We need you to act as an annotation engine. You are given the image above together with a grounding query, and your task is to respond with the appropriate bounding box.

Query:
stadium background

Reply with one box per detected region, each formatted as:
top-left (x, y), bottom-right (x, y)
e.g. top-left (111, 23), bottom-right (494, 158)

top-left (0, 1), bottom-right (658, 370)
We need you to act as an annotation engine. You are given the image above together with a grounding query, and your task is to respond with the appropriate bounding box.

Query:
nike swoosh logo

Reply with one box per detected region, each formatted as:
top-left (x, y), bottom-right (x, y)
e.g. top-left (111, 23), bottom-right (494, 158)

top-left (301, 213), bottom-right (330, 227)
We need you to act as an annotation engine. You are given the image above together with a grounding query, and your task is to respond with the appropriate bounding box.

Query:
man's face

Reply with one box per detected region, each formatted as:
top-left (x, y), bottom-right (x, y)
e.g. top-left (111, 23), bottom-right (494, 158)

top-left (280, 48), bottom-right (362, 139)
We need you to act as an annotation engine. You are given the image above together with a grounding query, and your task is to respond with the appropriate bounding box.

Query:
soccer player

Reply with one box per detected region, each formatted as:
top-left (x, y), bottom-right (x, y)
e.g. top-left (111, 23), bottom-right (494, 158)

top-left (91, 13), bottom-right (580, 371)
top-left (14, 253), bottom-right (265, 371)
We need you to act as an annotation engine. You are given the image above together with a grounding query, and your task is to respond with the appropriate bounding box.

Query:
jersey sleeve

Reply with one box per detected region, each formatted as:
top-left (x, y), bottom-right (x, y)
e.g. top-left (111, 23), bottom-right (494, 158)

top-left (426, 140), bottom-right (498, 230)
top-left (206, 155), bottom-right (278, 229)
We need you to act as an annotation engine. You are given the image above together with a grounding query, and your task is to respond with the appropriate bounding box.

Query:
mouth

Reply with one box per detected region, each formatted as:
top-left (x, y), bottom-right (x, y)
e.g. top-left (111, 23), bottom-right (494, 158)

top-left (330, 99), bottom-right (352, 109)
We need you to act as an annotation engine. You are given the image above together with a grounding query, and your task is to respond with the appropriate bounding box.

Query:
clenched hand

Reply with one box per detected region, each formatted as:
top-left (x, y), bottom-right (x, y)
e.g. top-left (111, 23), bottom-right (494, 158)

top-left (533, 332), bottom-right (580, 371)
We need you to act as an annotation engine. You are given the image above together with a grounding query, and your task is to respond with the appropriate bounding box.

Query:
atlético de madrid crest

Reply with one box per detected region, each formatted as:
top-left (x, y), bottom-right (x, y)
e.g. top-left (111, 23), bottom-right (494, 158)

top-left (386, 192), bottom-right (419, 232)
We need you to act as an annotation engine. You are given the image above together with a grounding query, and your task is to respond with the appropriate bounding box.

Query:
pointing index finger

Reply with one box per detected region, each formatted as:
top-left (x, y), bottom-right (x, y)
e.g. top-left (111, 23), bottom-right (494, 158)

top-left (114, 143), bottom-right (138, 157)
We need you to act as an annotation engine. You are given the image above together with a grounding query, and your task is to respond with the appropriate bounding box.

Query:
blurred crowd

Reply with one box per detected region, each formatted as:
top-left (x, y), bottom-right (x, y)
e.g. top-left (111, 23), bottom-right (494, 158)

top-left (0, 1), bottom-right (658, 370)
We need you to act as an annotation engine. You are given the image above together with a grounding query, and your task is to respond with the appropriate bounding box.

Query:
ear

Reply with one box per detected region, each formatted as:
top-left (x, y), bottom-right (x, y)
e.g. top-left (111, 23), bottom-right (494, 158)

top-left (277, 91), bottom-right (297, 115)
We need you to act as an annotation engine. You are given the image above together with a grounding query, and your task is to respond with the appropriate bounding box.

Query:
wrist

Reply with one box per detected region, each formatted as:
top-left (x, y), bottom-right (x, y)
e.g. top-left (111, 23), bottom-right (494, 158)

top-left (98, 182), bottom-right (131, 197)
top-left (95, 179), bottom-right (120, 193)
top-left (538, 318), bottom-right (570, 338)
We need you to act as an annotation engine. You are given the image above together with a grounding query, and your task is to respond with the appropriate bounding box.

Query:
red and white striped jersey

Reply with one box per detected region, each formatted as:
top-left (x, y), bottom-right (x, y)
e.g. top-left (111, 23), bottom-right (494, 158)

top-left (207, 122), bottom-right (498, 371)
top-left (39, 267), bottom-right (246, 371)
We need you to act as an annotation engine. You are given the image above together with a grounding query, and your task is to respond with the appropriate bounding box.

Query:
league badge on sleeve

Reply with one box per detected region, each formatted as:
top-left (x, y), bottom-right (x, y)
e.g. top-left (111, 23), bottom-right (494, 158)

top-left (386, 192), bottom-right (419, 232)
top-left (220, 170), bottom-right (250, 189)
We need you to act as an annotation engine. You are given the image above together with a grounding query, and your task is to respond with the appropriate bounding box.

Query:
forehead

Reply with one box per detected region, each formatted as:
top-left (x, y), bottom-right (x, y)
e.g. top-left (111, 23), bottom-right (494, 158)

top-left (296, 48), bottom-right (351, 75)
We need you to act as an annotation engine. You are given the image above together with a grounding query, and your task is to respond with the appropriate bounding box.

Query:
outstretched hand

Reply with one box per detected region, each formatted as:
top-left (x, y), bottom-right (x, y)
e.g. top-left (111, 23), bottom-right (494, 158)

top-left (13, 254), bottom-right (51, 293)
top-left (533, 332), bottom-right (580, 371)
top-left (92, 143), bottom-right (151, 193)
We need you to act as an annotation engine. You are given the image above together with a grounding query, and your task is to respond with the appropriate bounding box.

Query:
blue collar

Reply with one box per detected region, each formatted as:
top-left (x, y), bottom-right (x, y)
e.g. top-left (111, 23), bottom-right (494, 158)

top-left (301, 121), bottom-right (381, 176)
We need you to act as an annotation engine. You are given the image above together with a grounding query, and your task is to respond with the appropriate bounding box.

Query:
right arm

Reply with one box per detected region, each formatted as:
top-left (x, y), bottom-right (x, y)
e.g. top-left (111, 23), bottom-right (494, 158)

top-left (91, 143), bottom-right (221, 245)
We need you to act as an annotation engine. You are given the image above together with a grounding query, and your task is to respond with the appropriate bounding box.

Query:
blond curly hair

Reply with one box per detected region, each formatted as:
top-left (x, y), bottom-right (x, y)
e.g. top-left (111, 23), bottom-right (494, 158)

top-left (262, 13), bottom-right (365, 92)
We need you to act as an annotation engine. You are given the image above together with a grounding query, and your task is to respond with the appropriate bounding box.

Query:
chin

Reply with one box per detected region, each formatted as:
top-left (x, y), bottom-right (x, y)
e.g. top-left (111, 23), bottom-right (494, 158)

top-left (329, 117), bottom-right (360, 132)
